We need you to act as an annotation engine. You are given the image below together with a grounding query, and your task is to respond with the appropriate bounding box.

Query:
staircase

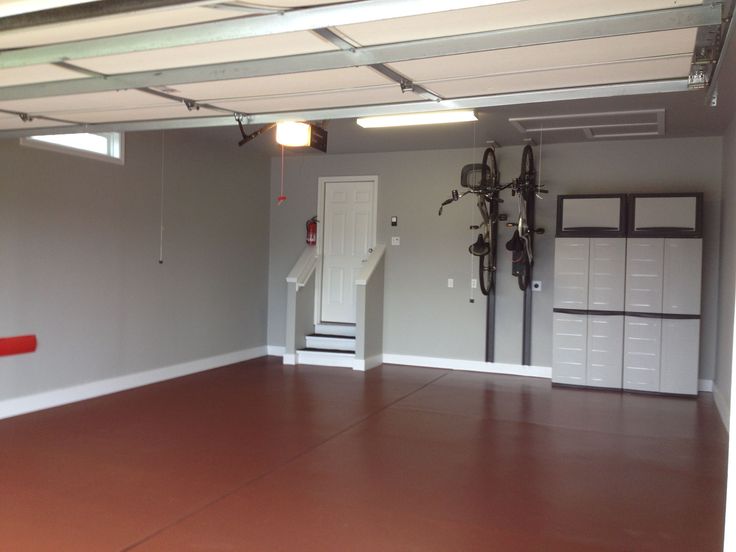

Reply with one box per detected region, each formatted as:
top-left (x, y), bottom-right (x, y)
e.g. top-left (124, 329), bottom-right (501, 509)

top-left (297, 323), bottom-right (356, 368)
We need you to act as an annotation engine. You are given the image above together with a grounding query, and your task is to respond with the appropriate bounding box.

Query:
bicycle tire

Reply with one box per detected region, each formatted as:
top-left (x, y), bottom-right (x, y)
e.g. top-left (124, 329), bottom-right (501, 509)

top-left (520, 144), bottom-right (535, 190)
top-left (481, 147), bottom-right (499, 189)
top-left (489, 197), bottom-right (499, 292)
top-left (517, 258), bottom-right (530, 291)
top-left (479, 251), bottom-right (493, 295)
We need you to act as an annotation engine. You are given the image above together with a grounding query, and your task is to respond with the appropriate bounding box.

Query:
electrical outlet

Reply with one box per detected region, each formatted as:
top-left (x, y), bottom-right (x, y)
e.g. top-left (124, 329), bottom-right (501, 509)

top-left (391, 236), bottom-right (400, 246)
top-left (447, 278), bottom-right (454, 288)
top-left (532, 280), bottom-right (542, 291)
top-left (471, 278), bottom-right (477, 289)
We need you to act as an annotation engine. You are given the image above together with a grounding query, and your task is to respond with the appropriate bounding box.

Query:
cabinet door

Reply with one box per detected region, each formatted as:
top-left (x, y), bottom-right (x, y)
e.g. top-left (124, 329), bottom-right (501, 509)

top-left (623, 316), bottom-right (662, 392)
top-left (552, 313), bottom-right (587, 385)
top-left (625, 239), bottom-right (664, 313)
top-left (587, 315), bottom-right (624, 389)
top-left (660, 319), bottom-right (700, 395)
top-left (588, 238), bottom-right (626, 311)
top-left (554, 238), bottom-right (589, 310)
top-left (663, 239), bottom-right (702, 315)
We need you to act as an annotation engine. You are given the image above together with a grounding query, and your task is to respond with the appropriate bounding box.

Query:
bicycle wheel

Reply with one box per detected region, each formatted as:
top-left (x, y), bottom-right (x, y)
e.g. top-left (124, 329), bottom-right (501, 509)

top-left (517, 256), bottom-right (530, 291)
top-left (479, 251), bottom-right (493, 295)
top-left (520, 144), bottom-right (535, 187)
top-left (481, 147), bottom-right (499, 189)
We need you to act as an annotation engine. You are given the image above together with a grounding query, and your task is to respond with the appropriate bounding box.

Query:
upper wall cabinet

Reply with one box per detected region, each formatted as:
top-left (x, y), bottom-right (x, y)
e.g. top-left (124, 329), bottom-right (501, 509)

top-left (628, 193), bottom-right (703, 238)
top-left (556, 194), bottom-right (626, 238)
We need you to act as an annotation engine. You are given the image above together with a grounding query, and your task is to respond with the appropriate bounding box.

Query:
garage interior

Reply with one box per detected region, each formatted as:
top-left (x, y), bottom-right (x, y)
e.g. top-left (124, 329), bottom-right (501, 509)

top-left (1, 0), bottom-right (736, 550)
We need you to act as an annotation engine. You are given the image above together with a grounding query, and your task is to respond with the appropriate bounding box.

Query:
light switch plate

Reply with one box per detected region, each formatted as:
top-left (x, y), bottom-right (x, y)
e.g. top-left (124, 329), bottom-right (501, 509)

top-left (391, 236), bottom-right (400, 246)
top-left (447, 278), bottom-right (454, 288)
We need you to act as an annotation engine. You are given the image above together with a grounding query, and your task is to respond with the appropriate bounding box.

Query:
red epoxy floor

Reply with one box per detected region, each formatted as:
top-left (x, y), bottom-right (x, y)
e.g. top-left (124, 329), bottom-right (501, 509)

top-left (0, 357), bottom-right (727, 551)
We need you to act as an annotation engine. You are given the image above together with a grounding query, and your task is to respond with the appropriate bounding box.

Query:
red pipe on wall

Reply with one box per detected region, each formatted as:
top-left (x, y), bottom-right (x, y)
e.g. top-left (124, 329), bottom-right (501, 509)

top-left (0, 335), bottom-right (37, 356)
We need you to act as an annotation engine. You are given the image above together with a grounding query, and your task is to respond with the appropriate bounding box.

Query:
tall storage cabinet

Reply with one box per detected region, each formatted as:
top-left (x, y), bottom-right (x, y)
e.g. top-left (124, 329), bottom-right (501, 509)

top-left (553, 193), bottom-right (703, 396)
top-left (552, 195), bottom-right (627, 389)
top-left (623, 236), bottom-right (702, 395)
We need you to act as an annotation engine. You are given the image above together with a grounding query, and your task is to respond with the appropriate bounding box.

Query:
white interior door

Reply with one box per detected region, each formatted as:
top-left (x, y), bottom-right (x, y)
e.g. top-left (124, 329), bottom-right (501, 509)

top-left (320, 178), bottom-right (376, 323)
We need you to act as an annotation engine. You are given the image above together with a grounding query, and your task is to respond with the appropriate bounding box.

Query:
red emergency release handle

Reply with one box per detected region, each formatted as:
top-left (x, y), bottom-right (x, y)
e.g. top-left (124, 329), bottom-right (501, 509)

top-left (0, 335), bottom-right (37, 357)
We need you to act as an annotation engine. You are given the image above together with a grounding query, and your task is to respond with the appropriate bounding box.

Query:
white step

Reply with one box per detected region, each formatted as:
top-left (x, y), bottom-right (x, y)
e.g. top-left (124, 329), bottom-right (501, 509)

top-left (306, 334), bottom-right (356, 351)
top-left (297, 349), bottom-right (355, 368)
top-left (315, 323), bottom-right (356, 337)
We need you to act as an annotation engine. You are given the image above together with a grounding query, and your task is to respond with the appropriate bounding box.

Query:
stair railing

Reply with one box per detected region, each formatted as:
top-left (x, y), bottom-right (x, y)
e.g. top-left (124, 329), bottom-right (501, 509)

top-left (284, 247), bottom-right (320, 365)
top-left (354, 243), bottom-right (386, 371)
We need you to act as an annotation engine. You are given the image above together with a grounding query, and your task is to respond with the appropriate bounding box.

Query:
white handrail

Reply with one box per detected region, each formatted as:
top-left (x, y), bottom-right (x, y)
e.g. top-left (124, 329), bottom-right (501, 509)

top-left (355, 243), bottom-right (386, 286)
top-left (286, 246), bottom-right (320, 289)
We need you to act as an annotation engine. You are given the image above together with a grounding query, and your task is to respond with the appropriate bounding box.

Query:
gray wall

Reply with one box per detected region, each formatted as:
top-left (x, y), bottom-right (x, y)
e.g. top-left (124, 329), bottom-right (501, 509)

top-left (267, 137), bottom-right (722, 378)
top-left (716, 115), bottom-right (736, 421)
top-left (0, 130), bottom-right (270, 401)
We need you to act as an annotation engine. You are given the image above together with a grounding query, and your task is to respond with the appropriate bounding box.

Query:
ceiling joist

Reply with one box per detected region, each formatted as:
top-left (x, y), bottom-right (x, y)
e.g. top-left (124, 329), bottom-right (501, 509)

top-left (0, 4), bottom-right (721, 102)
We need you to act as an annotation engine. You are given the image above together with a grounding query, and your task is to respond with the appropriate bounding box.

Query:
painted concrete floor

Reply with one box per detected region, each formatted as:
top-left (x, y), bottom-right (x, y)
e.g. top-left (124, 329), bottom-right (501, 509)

top-left (0, 357), bottom-right (727, 551)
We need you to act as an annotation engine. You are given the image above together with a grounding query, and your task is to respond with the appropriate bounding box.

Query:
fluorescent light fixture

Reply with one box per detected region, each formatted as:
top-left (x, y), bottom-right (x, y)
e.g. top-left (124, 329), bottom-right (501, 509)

top-left (276, 121), bottom-right (311, 147)
top-left (357, 110), bottom-right (477, 129)
top-left (0, 1), bottom-right (97, 18)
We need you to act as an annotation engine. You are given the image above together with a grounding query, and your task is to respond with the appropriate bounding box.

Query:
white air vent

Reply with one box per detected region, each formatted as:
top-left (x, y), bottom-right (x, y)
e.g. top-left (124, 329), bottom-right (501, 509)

top-left (510, 109), bottom-right (665, 140)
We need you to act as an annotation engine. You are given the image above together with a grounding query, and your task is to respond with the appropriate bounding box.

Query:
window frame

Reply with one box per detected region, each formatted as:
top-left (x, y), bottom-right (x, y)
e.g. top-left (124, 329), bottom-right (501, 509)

top-left (20, 132), bottom-right (125, 165)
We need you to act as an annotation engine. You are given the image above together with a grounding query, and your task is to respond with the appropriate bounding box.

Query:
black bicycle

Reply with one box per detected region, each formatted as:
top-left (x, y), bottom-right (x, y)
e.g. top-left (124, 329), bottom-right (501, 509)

top-left (504, 145), bottom-right (547, 290)
top-left (439, 147), bottom-right (501, 295)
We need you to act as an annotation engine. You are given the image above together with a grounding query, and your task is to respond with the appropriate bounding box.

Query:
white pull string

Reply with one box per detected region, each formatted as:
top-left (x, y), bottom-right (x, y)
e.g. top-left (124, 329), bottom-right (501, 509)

top-left (158, 131), bottom-right (165, 264)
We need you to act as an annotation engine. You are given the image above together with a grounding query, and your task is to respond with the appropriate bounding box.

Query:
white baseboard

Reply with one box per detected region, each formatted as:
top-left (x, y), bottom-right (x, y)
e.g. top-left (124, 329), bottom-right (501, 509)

top-left (699, 379), bottom-right (714, 392)
top-left (382, 354), bottom-right (552, 379)
top-left (714, 382), bottom-right (730, 432)
top-left (0, 346), bottom-right (267, 421)
top-left (282, 353), bottom-right (296, 365)
top-left (267, 345), bottom-right (285, 356)
top-left (353, 354), bottom-right (383, 372)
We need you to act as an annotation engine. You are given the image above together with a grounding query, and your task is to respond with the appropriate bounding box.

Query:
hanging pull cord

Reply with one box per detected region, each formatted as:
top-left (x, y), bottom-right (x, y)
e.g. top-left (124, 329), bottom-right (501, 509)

top-left (159, 131), bottom-right (165, 264)
top-left (277, 145), bottom-right (287, 205)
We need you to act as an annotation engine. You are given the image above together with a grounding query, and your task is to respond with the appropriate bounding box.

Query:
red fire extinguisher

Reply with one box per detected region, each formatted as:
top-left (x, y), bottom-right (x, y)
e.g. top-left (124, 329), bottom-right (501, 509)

top-left (306, 216), bottom-right (318, 245)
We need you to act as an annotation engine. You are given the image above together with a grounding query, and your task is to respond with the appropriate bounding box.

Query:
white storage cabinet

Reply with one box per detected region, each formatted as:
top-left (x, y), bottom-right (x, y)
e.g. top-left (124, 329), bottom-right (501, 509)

top-left (552, 195), bottom-right (627, 389)
top-left (553, 193), bottom-right (702, 396)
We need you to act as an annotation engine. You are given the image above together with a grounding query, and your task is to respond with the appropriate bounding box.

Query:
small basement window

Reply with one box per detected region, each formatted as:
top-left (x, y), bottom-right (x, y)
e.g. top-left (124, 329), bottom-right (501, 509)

top-left (21, 132), bottom-right (124, 164)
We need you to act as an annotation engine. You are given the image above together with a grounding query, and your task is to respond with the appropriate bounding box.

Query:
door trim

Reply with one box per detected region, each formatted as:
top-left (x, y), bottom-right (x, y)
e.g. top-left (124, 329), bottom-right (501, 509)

top-left (315, 175), bottom-right (378, 325)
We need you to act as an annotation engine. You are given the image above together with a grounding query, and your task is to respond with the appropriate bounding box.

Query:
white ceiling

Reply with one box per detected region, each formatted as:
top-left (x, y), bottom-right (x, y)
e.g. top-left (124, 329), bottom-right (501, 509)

top-left (0, 0), bottom-right (732, 147)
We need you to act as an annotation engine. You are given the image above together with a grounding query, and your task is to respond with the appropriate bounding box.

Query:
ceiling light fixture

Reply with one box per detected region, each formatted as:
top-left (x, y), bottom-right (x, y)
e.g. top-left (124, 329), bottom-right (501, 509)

top-left (276, 121), bottom-right (312, 147)
top-left (236, 117), bottom-right (328, 152)
top-left (0, 0), bottom-right (93, 18)
top-left (356, 110), bottom-right (478, 129)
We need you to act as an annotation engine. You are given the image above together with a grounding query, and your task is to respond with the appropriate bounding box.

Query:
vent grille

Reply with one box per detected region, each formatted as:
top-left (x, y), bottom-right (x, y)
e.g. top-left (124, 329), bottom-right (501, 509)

top-left (510, 109), bottom-right (665, 140)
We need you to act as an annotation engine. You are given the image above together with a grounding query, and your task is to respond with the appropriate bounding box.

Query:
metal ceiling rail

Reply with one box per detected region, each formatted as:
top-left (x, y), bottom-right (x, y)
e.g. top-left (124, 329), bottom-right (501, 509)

top-left (0, 0), bottom-right (519, 69)
top-left (0, 79), bottom-right (690, 139)
top-left (706, 1), bottom-right (735, 104)
top-left (0, 4), bottom-right (720, 102)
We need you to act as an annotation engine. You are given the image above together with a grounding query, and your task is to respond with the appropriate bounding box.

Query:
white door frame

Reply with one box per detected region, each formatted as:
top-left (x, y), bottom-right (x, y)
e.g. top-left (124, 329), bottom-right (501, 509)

top-left (315, 175), bottom-right (378, 325)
